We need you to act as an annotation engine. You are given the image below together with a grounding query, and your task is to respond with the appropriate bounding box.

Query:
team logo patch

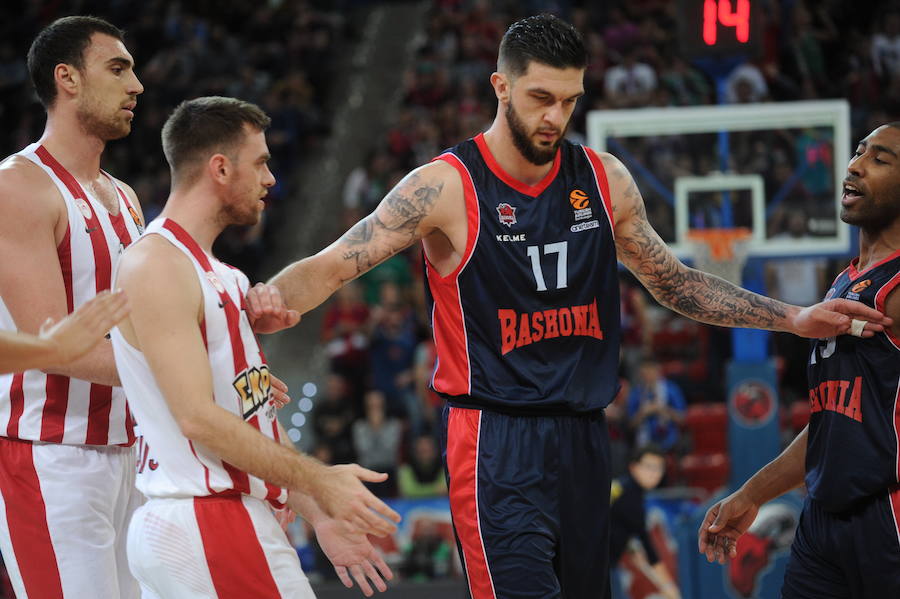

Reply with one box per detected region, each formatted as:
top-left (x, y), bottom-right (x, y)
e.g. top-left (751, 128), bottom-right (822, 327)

top-left (569, 189), bottom-right (593, 220)
top-left (851, 279), bottom-right (871, 293)
top-left (75, 198), bottom-right (93, 221)
top-left (128, 205), bottom-right (144, 234)
top-left (729, 379), bottom-right (776, 429)
top-left (496, 202), bottom-right (517, 227)
top-left (205, 271), bottom-right (226, 294)
top-left (824, 287), bottom-right (836, 300)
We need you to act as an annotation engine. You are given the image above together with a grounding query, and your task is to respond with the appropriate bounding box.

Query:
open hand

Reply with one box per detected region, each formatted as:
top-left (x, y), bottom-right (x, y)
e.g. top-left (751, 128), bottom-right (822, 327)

top-left (41, 289), bottom-right (129, 363)
top-left (315, 518), bottom-right (393, 597)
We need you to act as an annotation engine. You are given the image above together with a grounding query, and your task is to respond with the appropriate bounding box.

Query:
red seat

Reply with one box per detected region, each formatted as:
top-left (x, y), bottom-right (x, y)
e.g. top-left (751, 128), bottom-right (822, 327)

top-left (683, 403), bottom-right (728, 454)
top-left (680, 452), bottom-right (730, 495)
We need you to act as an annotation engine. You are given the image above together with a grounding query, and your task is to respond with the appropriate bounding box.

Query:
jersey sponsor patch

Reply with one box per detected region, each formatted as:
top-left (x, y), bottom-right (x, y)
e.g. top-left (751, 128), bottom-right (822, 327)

top-left (571, 220), bottom-right (599, 233)
top-left (497, 299), bottom-right (604, 355)
top-left (233, 364), bottom-right (272, 420)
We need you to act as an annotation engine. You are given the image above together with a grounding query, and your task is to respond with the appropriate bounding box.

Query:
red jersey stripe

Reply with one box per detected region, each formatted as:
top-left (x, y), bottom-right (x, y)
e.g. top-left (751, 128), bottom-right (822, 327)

top-left (446, 407), bottom-right (496, 599)
top-left (583, 147), bottom-right (615, 234)
top-left (427, 152), bottom-right (480, 396)
top-left (194, 496), bottom-right (282, 599)
top-left (0, 438), bottom-right (64, 598)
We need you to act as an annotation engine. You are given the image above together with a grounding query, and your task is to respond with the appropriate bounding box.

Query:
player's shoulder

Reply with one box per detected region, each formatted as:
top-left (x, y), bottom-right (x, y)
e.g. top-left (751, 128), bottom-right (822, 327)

top-left (120, 233), bottom-right (194, 283)
top-left (0, 154), bottom-right (65, 225)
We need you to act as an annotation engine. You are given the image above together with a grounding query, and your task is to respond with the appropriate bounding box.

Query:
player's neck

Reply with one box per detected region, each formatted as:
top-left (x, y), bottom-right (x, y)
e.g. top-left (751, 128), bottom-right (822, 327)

top-left (856, 226), bottom-right (900, 271)
top-left (38, 113), bottom-right (106, 180)
top-left (482, 122), bottom-right (555, 186)
top-left (159, 190), bottom-right (224, 254)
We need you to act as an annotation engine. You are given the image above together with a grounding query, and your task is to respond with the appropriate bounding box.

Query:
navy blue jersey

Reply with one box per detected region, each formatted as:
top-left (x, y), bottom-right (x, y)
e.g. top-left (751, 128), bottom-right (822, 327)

top-left (805, 252), bottom-right (900, 512)
top-left (426, 133), bottom-right (620, 414)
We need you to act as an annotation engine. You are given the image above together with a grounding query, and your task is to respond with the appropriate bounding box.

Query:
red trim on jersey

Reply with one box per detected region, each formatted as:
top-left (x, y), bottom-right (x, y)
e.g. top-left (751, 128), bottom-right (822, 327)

top-left (194, 496), bottom-right (282, 599)
top-left (6, 374), bottom-right (24, 438)
top-left (0, 438), bottom-right (64, 598)
top-left (446, 407), bottom-right (495, 599)
top-left (875, 271), bottom-right (900, 351)
top-left (582, 147), bottom-right (615, 234)
top-left (848, 249), bottom-right (900, 279)
top-left (473, 133), bottom-right (560, 197)
top-left (889, 484), bottom-right (900, 549)
top-left (426, 153), bottom-right (480, 396)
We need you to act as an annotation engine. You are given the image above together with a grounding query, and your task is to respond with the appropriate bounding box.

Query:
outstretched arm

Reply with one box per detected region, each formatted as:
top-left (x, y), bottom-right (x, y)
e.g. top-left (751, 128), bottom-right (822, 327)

top-left (604, 153), bottom-right (890, 337)
top-left (698, 426), bottom-right (808, 564)
top-left (268, 160), bottom-right (460, 316)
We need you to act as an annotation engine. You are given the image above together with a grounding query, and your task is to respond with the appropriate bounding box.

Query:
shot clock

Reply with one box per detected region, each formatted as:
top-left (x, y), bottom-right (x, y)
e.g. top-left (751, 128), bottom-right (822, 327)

top-left (678, 0), bottom-right (761, 59)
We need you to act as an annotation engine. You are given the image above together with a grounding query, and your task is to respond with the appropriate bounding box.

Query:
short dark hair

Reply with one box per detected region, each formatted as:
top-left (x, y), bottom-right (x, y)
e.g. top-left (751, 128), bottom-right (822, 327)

top-left (629, 443), bottom-right (665, 464)
top-left (498, 14), bottom-right (587, 77)
top-left (27, 16), bottom-right (125, 108)
top-left (161, 96), bottom-right (271, 185)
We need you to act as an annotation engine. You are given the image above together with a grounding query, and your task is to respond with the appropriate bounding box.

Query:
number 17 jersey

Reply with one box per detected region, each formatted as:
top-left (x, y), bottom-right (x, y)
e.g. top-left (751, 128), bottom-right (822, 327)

top-left (426, 134), bottom-right (621, 415)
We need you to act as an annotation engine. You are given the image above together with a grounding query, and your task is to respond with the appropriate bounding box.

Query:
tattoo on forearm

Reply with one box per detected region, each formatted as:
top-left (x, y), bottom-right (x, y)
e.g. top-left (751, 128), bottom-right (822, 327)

top-left (339, 173), bottom-right (442, 281)
top-left (610, 161), bottom-right (787, 329)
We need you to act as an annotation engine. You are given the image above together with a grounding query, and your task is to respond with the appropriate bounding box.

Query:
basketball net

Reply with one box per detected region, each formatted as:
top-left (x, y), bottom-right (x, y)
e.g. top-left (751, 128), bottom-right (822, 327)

top-left (686, 228), bottom-right (752, 286)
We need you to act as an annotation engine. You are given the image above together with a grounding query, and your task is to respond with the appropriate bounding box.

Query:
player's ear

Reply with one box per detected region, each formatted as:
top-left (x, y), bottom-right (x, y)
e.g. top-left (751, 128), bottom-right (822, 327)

top-left (491, 72), bottom-right (510, 104)
top-left (208, 154), bottom-right (230, 184)
top-left (54, 63), bottom-right (80, 99)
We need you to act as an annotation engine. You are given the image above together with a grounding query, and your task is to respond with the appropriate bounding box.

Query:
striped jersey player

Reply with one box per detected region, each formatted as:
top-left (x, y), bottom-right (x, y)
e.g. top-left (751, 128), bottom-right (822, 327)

top-left (0, 17), bottom-right (146, 599)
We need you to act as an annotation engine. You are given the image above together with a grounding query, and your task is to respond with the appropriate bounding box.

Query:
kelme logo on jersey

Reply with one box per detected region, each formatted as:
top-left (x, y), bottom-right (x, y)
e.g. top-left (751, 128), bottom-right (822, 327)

top-left (233, 364), bottom-right (272, 420)
top-left (569, 189), bottom-right (593, 221)
top-left (496, 203), bottom-right (517, 227)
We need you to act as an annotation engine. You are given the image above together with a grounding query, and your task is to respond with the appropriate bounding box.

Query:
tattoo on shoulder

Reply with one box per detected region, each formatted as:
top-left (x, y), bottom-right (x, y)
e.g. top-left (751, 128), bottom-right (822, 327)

top-left (339, 173), bottom-right (443, 279)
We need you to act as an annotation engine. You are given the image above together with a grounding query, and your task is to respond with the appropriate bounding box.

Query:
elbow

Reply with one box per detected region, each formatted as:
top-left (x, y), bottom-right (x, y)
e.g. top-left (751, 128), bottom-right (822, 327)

top-left (174, 411), bottom-right (209, 444)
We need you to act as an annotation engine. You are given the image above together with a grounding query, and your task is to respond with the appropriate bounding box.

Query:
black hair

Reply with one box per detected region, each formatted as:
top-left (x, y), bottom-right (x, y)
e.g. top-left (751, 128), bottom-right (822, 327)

top-left (629, 443), bottom-right (665, 464)
top-left (498, 14), bottom-right (587, 77)
top-left (27, 16), bottom-right (124, 108)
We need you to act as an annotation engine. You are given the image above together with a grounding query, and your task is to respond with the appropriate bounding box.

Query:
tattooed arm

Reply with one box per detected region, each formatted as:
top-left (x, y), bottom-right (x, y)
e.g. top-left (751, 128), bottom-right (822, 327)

top-left (269, 160), bottom-right (462, 315)
top-left (604, 153), bottom-right (890, 337)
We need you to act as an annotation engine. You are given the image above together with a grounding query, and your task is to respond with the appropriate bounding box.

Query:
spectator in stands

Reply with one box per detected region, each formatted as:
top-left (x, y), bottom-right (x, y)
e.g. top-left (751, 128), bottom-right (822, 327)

top-left (398, 434), bottom-right (448, 498)
top-left (725, 62), bottom-right (769, 104)
top-left (604, 43), bottom-right (657, 108)
top-left (369, 291), bottom-right (420, 424)
top-left (401, 520), bottom-right (453, 581)
top-left (619, 272), bottom-right (653, 379)
top-left (312, 373), bottom-right (357, 464)
top-left (321, 281), bottom-right (371, 398)
top-left (610, 444), bottom-right (681, 599)
top-left (627, 357), bottom-right (687, 452)
top-left (872, 10), bottom-right (900, 83)
top-left (352, 390), bottom-right (402, 497)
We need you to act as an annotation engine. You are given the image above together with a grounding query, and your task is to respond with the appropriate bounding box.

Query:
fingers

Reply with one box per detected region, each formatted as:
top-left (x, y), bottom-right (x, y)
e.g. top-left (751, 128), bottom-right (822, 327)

top-left (828, 298), bottom-right (892, 326)
top-left (269, 374), bottom-right (291, 408)
top-left (354, 466), bottom-right (390, 484)
top-left (245, 283), bottom-right (268, 320)
top-left (335, 565), bottom-right (354, 589)
top-left (39, 316), bottom-right (56, 336)
top-left (361, 559), bottom-right (388, 593)
top-left (372, 552), bottom-right (393, 581)
top-left (350, 564), bottom-right (374, 597)
top-left (359, 505), bottom-right (398, 537)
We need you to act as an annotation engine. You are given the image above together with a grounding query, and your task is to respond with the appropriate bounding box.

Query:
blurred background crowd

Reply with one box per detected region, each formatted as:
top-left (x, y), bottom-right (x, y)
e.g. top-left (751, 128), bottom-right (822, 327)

top-left (1, 0), bottom-right (899, 592)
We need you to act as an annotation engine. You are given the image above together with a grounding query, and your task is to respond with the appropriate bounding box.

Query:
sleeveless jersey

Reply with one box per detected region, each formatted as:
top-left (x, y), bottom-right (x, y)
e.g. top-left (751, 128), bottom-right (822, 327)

top-left (805, 252), bottom-right (900, 512)
top-left (0, 143), bottom-right (142, 445)
top-left (110, 218), bottom-right (287, 507)
top-left (427, 134), bottom-right (620, 414)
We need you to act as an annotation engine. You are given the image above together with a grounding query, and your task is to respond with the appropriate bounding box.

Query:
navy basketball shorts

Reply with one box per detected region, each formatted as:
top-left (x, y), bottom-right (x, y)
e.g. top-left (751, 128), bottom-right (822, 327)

top-left (782, 487), bottom-right (900, 599)
top-left (441, 404), bottom-right (612, 599)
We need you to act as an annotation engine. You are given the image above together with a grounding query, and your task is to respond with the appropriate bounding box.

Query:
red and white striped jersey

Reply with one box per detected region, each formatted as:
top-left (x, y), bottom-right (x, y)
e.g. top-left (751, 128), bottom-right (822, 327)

top-left (0, 143), bottom-right (142, 446)
top-left (111, 218), bottom-right (288, 507)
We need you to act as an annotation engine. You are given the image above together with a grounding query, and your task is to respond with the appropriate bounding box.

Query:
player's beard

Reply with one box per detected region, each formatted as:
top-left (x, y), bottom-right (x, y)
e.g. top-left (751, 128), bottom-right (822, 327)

top-left (841, 191), bottom-right (900, 235)
top-left (76, 92), bottom-right (131, 141)
top-left (506, 100), bottom-right (564, 166)
top-left (221, 190), bottom-right (264, 228)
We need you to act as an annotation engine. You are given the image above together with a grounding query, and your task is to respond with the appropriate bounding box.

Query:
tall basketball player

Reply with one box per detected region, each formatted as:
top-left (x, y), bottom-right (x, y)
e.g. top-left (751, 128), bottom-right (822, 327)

top-left (0, 289), bottom-right (128, 375)
top-left (112, 97), bottom-right (398, 598)
top-left (699, 123), bottom-right (900, 599)
top-left (255, 14), bottom-right (890, 599)
top-left (0, 16), bottom-right (145, 599)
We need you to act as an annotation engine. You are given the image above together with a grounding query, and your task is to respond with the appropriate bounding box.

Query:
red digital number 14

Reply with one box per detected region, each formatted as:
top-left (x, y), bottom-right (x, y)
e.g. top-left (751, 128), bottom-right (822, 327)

top-left (703, 0), bottom-right (751, 46)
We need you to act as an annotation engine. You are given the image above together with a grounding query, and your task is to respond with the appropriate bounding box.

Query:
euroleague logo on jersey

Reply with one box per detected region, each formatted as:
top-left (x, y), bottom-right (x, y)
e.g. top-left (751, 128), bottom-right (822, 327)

top-left (851, 279), bottom-right (871, 293)
top-left (569, 189), bottom-right (593, 221)
top-left (496, 202), bottom-right (517, 227)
